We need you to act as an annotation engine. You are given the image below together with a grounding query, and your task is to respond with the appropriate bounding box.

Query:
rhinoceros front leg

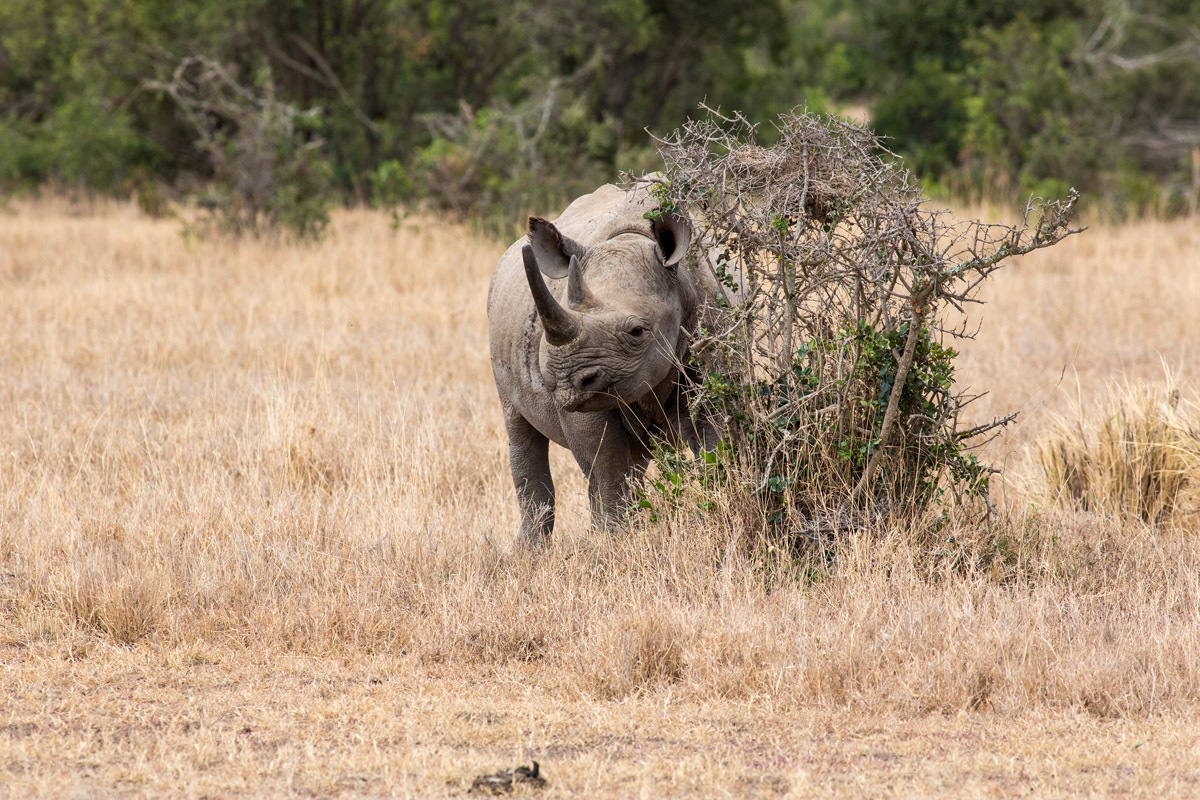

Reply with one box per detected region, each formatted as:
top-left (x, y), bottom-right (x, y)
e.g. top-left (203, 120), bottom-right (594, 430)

top-left (565, 413), bottom-right (648, 530)
top-left (656, 384), bottom-right (720, 456)
top-left (504, 412), bottom-right (555, 548)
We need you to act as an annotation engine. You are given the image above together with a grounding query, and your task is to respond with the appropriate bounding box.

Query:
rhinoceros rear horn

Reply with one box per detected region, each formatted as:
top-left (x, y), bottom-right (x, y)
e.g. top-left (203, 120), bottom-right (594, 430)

top-left (522, 244), bottom-right (579, 346)
top-left (651, 210), bottom-right (692, 267)
top-left (566, 255), bottom-right (599, 311)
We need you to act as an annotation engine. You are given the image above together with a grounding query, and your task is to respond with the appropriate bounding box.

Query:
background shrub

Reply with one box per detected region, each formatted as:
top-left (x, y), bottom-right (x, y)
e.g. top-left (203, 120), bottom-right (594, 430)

top-left (149, 57), bottom-right (333, 240)
top-left (2, 1), bottom-right (1198, 226)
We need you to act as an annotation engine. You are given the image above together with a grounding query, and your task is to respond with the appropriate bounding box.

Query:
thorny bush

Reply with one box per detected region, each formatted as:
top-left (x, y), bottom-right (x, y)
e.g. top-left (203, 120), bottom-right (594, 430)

top-left (635, 106), bottom-right (1081, 543)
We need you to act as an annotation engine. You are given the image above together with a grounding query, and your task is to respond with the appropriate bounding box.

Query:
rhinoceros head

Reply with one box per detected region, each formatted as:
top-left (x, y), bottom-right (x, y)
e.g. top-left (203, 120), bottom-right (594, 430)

top-left (522, 212), bottom-right (693, 413)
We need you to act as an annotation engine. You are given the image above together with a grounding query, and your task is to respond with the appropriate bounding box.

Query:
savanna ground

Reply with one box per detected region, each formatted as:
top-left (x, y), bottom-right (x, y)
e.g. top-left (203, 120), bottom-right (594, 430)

top-left (1, 196), bottom-right (1198, 798)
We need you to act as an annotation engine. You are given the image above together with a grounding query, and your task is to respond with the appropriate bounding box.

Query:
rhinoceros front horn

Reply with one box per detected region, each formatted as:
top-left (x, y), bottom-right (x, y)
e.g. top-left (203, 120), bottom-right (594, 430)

top-left (522, 244), bottom-right (579, 346)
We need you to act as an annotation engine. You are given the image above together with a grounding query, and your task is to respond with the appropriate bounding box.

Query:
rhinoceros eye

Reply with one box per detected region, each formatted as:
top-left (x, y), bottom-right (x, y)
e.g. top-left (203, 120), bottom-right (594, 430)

top-left (628, 325), bottom-right (646, 338)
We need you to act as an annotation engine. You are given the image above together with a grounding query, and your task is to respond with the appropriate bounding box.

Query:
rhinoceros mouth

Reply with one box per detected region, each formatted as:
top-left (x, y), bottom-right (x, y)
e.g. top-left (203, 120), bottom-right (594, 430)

top-left (560, 393), bottom-right (623, 413)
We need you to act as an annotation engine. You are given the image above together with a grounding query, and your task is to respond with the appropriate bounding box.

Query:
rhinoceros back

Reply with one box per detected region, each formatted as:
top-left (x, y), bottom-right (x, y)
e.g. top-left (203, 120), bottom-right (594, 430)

top-left (545, 183), bottom-right (657, 245)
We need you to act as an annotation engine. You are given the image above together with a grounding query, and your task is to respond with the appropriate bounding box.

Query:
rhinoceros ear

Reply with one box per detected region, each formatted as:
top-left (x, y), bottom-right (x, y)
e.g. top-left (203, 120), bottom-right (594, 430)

top-left (527, 216), bottom-right (585, 280)
top-left (651, 210), bottom-right (692, 268)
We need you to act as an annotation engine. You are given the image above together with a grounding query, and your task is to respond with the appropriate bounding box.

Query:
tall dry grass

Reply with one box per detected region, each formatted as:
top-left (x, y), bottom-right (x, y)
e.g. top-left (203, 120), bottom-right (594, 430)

top-left (1, 196), bottom-right (1199, 729)
top-left (1035, 375), bottom-right (1200, 527)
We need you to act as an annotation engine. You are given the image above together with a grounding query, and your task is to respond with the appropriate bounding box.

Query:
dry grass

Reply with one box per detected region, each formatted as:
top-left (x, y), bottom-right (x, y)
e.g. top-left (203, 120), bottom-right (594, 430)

top-left (2, 196), bottom-right (1199, 798)
top-left (1034, 375), bottom-right (1200, 527)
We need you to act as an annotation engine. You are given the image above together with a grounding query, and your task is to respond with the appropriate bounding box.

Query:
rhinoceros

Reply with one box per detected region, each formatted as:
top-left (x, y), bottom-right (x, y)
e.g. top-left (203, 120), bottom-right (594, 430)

top-left (488, 182), bottom-right (718, 546)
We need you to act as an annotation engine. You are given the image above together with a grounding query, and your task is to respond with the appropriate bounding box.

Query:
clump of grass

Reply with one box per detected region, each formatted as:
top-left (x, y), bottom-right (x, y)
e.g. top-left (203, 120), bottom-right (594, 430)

top-left (578, 609), bottom-right (687, 698)
top-left (1035, 375), bottom-right (1200, 527)
top-left (57, 543), bottom-right (165, 645)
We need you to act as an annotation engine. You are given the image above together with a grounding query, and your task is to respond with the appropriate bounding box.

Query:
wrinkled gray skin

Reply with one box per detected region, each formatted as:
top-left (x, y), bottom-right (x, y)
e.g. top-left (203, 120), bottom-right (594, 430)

top-left (488, 184), bottom-right (715, 546)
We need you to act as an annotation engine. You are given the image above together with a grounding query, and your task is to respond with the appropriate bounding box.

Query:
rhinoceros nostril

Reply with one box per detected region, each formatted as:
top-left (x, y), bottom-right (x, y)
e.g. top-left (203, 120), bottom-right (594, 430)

top-left (576, 369), bottom-right (603, 392)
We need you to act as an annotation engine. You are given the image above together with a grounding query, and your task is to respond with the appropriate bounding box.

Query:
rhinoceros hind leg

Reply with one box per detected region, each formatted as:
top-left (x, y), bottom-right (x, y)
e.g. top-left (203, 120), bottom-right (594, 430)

top-left (505, 412), bottom-right (555, 548)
